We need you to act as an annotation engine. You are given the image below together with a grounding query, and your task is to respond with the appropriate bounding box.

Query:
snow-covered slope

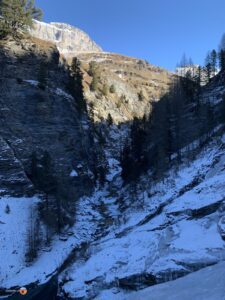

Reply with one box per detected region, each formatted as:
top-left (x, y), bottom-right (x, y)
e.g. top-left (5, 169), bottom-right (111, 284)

top-left (0, 196), bottom-right (39, 286)
top-left (1, 131), bottom-right (225, 299)
top-left (96, 261), bottom-right (225, 300)
top-left (0, 192), bottom-right (105, 288)
top-left (59, 134), bottom-right (225, 299)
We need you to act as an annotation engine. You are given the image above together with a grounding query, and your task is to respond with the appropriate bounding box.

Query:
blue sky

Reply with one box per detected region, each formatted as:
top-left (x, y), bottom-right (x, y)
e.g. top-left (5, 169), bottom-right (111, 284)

top-left (35, 0), bottom-right (225, 71)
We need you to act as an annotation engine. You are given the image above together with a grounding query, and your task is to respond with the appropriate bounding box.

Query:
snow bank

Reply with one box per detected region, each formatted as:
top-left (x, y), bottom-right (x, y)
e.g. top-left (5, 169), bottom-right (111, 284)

top-left (96, 262), bottom-right (225, 300)
top-left (0, 196), bottom-right (39, 286)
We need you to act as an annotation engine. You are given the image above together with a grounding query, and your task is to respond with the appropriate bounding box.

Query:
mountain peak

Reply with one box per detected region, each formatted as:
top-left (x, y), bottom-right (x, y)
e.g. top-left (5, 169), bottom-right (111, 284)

top-left (30, 20), bottom-right (103, 57)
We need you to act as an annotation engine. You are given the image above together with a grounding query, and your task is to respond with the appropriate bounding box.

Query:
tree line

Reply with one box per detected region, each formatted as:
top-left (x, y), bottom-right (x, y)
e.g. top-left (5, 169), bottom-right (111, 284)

top-left (120, 74), bottom-right (223, 183)
top-left (0, 0), bottom-right (42, 38)
top-left (177, 34), bottom-right (225, 85)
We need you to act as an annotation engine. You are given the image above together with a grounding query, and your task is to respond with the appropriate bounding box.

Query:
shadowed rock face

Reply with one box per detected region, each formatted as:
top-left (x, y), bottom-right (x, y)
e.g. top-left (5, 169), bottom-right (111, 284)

top-left (0, 37), bottom-right (94, 199)
top-left (30, 20), bottom-right (103, 57)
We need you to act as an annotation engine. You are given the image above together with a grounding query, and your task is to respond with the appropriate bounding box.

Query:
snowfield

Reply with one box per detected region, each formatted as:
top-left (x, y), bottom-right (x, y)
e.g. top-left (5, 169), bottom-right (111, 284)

top-left (0, 192), bottom-right (104, 288)
top-left (0, 196), bottom-right (38, 286)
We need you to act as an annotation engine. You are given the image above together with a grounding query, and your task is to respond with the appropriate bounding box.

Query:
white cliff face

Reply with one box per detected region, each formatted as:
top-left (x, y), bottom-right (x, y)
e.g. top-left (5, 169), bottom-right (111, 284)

top-left (30, 20), bottom-right (103, 57)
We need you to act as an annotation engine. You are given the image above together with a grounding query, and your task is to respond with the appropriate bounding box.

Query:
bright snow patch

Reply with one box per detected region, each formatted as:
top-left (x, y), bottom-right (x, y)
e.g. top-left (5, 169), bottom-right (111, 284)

top-left (24, 80), bottom-right (39, 86)
top-left (55, 88), bottom-right (73, 100)
top-left (106, 158), bottom-right (122, 182)
top-left (70, 170), bottom-right (78, 177)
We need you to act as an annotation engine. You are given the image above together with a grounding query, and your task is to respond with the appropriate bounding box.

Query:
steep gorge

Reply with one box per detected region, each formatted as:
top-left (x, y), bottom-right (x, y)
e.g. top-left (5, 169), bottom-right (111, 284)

top-left (0, 21), bottom-right (225, 300)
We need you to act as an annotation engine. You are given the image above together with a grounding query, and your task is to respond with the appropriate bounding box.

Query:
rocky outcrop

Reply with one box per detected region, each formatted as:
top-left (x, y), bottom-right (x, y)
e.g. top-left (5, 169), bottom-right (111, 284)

top-left (0, 137), bottom-right (34, 196)
top-left (30, 20), bottom-right (103, 57)
top-left (77, 52), bottom-right (173, 123)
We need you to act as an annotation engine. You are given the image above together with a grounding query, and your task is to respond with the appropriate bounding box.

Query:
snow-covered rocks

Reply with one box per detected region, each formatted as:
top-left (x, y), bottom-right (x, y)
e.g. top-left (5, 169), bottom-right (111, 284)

top-left (96, 261), bottom-right (225, 300)
top-left (59, 137), bottom-right (225, 299)
top-left (106, 158), bottom-right (122, 182)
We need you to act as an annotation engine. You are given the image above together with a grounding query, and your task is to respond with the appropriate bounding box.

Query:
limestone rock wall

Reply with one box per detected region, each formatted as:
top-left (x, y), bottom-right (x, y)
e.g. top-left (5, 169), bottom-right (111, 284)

top-left (30, 20), bottom-right (103, 57)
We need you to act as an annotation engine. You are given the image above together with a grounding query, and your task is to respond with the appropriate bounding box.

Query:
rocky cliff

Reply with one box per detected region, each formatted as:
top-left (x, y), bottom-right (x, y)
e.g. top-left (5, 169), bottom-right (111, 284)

top-left (30, 20), bottom-right (103, 57)
top-left (0, 36), bottom-right (95, 220)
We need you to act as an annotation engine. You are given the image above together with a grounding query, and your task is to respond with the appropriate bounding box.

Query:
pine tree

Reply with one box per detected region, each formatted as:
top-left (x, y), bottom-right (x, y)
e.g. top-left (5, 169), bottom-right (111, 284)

top-left (109, 84), bottom-right (116, 93)
top-left (107, 113), bottom-right (113, 126)
top-left (211, 49), bottom-right (217, 75)
top-left (5, 204), bottom-right (10, 214)
top-left (206, 103), bottom-right (214, 137)
top-left (90, 75), bottom-right (98, 91)
top-left (121, 117), bottom-right (147, 182)
top-left (120, 142), bottom-right (133, 182)
top-left (205, 52), bottom-right (212, 82)
top-left (221, 94), bottom-right (225, 124)
top-left (180, 53), bottom-right (188, 67)
top-left (92, 145), bottom-right (108, 186)
top-left (194, 66), bottom-right (202, 88)
top-left (30, 151), bottom-right (38, 183)
top-left (31, 151), bottom-right (57, 207)
top-left (0, 0), bottom-right (42, 38)
top-left (88, 61), bottom-right (98, 77)
top-left (219, 33), bottom-right (225, 51)
top-left (219, 50), bottom-right (225, 71)
top-left (138, 90), bottom-right (145, 101)
top-left (67, 57), bottom-right (87, 112)
top-left (88, 61), bottom-right (100, 92)
top-left (188, 57), bottom-right (194, 66)
top-left (102, 83), bottom-right (108, 96)
top-left (40, 151), bottom-right (57, 194)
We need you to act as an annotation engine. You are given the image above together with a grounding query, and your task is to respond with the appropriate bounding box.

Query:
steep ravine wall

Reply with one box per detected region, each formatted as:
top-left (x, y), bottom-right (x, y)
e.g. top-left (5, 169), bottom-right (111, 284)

top-left (0, 37), bottom-right (95, 202)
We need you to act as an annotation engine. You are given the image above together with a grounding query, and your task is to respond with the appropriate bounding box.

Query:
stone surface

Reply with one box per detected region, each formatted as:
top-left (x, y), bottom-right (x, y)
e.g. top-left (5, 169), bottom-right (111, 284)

top-left (0, 37), bottom-right (94, 201)
top-left (77, 52), bottom-right (173, 123)
top-left (30, 20), bottom-right (103, 57)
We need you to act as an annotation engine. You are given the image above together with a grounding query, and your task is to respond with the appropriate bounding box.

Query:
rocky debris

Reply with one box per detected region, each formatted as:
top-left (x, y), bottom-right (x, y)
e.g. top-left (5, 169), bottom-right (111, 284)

top-left (118, 273), bottom-right (157, 290)
top-left (168, 199), bottom-right (224, 218)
